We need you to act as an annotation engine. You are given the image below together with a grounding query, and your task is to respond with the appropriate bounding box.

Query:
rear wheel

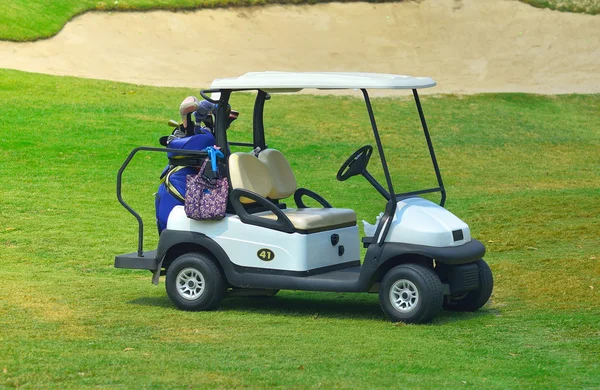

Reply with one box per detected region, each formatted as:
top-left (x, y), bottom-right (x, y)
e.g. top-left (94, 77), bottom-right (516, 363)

top-left (165, 252), bottom-right (226, 311)
top-left (379, 264), bottom-right (443, 324)
top-left (443, 259), bottom-right (493, 312)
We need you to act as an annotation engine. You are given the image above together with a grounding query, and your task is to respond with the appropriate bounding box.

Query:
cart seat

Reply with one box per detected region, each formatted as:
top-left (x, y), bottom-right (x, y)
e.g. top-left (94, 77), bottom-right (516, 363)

top-left (228, 152), bottom-right (272, 204)
top-left (229, 151), bottom-right (356, 233)
top-left (254, 208), bottom-right (356, 234)
top-left (257, 149), bottom-right (297, 199)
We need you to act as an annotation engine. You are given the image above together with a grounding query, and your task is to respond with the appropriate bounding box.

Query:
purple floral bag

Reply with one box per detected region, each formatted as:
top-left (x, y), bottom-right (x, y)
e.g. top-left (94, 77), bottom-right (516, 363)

top-left (184, 159), bottom-right (228, 221)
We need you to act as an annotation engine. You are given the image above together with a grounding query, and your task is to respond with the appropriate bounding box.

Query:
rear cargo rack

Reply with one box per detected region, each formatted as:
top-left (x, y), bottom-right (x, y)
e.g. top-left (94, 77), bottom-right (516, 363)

top-left (116, 147), bottom-right (208, 257)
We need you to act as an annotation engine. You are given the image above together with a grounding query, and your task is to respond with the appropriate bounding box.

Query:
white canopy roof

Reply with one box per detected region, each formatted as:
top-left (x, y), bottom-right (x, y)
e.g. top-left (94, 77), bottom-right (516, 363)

top-left (209, 72), bottom-right (436, 92)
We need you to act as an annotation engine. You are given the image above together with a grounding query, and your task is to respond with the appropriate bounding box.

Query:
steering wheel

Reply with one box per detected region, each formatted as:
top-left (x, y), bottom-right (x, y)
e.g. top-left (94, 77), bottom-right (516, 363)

top-left (336, 145), bottom-right (373, 181)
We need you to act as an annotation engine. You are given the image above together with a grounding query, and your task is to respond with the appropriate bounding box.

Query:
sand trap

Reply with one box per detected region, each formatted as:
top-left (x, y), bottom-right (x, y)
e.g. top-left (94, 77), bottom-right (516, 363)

top-left (0, 0), bottom-right (599, 94)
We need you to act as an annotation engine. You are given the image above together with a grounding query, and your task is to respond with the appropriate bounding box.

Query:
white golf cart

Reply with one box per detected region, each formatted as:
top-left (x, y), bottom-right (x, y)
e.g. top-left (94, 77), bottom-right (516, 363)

top-left (115, 72), bottom-right (493, 323)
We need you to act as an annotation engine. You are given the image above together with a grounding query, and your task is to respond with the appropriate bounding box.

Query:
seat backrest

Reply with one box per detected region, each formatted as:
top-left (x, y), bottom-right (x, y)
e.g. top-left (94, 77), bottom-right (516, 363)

top-left (258, 149), bottom-right (297, 200)
top-left (229, 152), bottom-right (272, 204)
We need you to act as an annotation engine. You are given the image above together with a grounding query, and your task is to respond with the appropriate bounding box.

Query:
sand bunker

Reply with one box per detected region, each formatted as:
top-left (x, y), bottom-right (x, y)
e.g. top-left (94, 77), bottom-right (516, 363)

top-left (0, 0), bottom-right (599, 94)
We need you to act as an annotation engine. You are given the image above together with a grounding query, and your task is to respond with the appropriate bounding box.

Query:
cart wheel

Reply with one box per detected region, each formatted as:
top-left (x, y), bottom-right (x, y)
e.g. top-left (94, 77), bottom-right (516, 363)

top-left (379, 264), bottom-right (443, 324)
top-left (443, 259), bottom-right (493, 312)
top-left (165, 252), bottom-right (226, 311)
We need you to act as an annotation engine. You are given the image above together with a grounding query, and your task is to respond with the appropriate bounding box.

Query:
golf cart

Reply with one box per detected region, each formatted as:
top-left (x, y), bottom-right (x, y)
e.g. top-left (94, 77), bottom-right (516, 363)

top-left (115, 72), bottom-right (493, 323)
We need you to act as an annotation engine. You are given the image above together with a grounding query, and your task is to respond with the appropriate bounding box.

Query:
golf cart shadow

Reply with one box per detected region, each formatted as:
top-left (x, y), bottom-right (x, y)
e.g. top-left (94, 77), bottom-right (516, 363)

top-left (222, 292), bottom-right (384, 320)
top-left (129, 293), bottom-right (498, 323)
top-left (222, 294), bottom-right (498, 323)
top-left (128, 292), bottom-right (384, 319)
top-left (431, 307), bottom-right (499, 324)
top-left (128, 296), bottom-right (173, 308)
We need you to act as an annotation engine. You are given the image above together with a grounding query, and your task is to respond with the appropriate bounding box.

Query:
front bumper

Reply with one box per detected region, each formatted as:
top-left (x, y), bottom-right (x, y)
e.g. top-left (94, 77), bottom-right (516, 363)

top-left (378, 239), bottom-right (486, 265)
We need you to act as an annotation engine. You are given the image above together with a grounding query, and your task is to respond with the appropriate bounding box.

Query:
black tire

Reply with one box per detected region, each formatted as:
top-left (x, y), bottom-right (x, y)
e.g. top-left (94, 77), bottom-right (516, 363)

top-left (443, 259), bottom-right (493, 312)
top-left (165, 252), bottom-right (226, 311)
top-left (379, 264), bottom-right (443, 324)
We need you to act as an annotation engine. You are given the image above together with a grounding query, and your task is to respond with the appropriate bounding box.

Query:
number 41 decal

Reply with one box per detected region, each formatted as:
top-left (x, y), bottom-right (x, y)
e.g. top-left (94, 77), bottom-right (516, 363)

top-left (257, 249), bottom-right (275, 261)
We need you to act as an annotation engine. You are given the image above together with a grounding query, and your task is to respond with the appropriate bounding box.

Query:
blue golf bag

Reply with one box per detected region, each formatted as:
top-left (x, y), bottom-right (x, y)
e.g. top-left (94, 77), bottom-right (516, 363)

top-left (155, 130), bottom-right (216, 234)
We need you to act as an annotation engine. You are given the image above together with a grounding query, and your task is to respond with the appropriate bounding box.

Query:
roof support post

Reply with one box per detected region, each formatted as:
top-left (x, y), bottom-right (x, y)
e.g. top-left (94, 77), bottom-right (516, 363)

top-left (253, 90), bottom-right (268, 150)
top-left (214, 90), bottom-right (232, 156)
top-left (361, 89), bottom-right (395, 199)
top-left (412, 89), bottom-right (446, 207)
top-left (361, 89), bottom-right (397, 246)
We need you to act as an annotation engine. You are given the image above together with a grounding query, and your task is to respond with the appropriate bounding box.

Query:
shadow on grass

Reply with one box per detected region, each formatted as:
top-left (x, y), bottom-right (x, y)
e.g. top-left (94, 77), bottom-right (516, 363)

top-left (129, 292), bottom-right (385, 320)
top-left (433, 307), bottom-right (501, 324)
top-left (129, 296), bottom-right (173, 308)
top-left (129, 292), bottom-right (500, 323)
top-left (221, 293), bottom-right (385, 321)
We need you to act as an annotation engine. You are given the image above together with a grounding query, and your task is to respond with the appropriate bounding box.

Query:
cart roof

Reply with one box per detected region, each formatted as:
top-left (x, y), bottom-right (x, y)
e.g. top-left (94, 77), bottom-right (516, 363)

top-left (209, 72), bottom-right (436, 92)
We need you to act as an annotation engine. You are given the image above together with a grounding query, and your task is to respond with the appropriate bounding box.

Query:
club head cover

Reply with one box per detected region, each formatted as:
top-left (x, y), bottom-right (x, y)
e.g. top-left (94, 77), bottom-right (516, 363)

top-left (179, 96), bottom-right (199, 127)
top-left (227, 109), bottom-right (239, 128)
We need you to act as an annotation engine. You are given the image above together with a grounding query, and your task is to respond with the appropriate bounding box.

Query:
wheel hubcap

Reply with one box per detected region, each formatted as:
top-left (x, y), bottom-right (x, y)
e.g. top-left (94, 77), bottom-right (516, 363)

top-left (389, 279), bottom-right (419, 313)
top-left (176, 268), bottom-right (205, 301)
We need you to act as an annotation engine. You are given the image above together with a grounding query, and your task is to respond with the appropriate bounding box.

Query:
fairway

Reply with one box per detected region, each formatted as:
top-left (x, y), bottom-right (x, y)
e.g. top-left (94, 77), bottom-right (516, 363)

top-left (0, 69), bottom-right (599, 388)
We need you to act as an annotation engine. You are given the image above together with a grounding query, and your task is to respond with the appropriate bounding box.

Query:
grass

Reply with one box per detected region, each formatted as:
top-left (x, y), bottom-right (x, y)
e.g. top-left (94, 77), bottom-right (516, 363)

top-left (521, 0), bottom-right (600, 14)
top-left (0, 0), bottom-right (394, 42)
top-left (1, 0), bottom-right (599, 42)
top-left (0, 69), bottom-right (599, 388)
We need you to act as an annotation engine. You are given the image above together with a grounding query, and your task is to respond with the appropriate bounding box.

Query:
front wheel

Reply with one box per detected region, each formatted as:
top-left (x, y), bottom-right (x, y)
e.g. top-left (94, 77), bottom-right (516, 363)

top-left (443, 259), bottom-right (493, 312)
top-left (165, 252), bottom-right (226, 311)
top-left (379, 264), bottom-right (443, 324)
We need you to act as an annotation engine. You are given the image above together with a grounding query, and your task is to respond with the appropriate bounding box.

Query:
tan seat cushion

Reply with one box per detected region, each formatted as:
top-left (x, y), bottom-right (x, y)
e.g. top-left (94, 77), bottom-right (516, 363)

top-left (255, 208), bottom-right (357, 233)
top-left (229, 150), bottom-right (356, 233)
top-left (229, 153), bottom-right (272, 204)
top-left (258, 149), bottom-right (297, 199)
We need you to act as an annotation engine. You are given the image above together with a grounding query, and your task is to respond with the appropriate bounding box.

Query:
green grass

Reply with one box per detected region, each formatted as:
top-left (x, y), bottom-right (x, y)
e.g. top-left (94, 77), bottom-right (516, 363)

top-left (1, 0), bottom-right (599, 42)
top-left (0, 0), bottom-right (395, 42)
top-left (521, 0), bottom-right (600, 14)
top-left (1, 69), bottom-right (599, 388)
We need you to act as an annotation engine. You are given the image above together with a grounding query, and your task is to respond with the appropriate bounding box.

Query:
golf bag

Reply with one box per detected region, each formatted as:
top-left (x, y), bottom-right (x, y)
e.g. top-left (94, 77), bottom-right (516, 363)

top-left (155, 130), bottom-right (216, 234)
top-left (155, 96), bottom-right (238, 234)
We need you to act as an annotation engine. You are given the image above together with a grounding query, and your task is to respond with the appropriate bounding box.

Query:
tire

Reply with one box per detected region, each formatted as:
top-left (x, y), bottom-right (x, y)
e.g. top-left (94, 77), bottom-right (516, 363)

top-left (443, 259), bottom-right (493, 312)
top-left (165, 252), bottom-right (226, 311)
top-left (379, 264), bottom-right (443, 324)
